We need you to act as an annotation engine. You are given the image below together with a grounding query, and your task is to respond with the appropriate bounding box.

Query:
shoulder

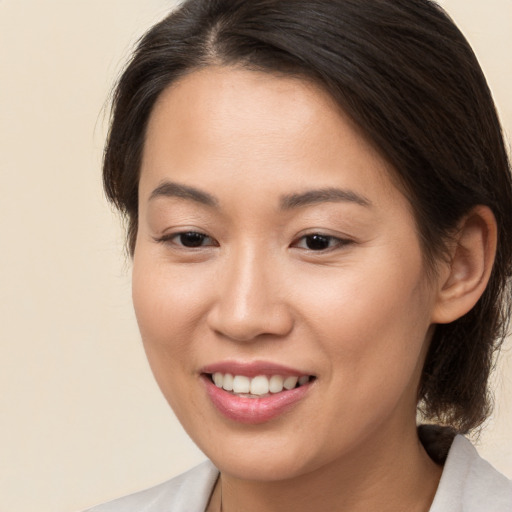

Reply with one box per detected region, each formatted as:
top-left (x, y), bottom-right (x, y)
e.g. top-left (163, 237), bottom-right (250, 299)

top-left (430, 435), bottom-right (512, 512)
top-left (82, 460), bottom-right (219, 512)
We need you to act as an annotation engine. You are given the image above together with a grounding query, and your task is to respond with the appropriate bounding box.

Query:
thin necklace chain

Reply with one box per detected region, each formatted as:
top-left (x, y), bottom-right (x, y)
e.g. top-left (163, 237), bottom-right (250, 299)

top-left (219, 476), bottom-right (223, 512)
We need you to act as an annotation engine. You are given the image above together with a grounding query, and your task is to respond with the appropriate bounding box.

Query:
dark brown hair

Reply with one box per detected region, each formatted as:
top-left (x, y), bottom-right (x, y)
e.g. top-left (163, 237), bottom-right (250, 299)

top-left (103, 0), bottom-right (512, 434)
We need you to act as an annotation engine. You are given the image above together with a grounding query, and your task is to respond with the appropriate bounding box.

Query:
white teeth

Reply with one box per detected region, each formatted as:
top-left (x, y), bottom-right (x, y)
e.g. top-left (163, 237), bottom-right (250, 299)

top-left (298, 375), bottom-right (310, 386)
top-left (212, 373), bottom-right (312, 395)
top-left (213, 372), bottom-right (223, 388)
top-left (232, 375), bottom-right (250, 394)
top-left (222, 373), bottom-right (234, 391)
top-left (283, 376), bottom-right (298, 390)
top-left (269, 375), bottom-right (284, 393)
top-left (250, 375), bottom-right (269, 395)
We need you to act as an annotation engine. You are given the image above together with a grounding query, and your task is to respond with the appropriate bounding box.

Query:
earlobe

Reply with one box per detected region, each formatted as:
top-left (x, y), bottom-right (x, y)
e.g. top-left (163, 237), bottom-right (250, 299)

top-left (432, 205), bottom-right (497, 324)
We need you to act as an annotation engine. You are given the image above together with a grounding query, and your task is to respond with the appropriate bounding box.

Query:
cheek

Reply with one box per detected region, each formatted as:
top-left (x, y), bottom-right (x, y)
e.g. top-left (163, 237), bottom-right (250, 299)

top-left (131, 252), bottom-right (208, 399)
top-left (293, 251), bottom-right (434, 385)
top-left (132, 249), bottom-right (206, 341)
top-left (299, 273), bottom-right (432, 446)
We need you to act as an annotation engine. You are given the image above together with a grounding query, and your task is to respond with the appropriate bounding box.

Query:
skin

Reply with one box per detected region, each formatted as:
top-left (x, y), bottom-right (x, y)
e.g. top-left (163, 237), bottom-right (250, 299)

top-left (133, 66), bottom-right (453, 511)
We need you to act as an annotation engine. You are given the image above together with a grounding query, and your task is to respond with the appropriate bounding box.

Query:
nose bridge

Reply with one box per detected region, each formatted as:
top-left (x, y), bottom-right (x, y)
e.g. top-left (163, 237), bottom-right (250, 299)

top-left (208, 241), bottom-right (292, 341)
top-left (229, 244), bottom-right (268, 313)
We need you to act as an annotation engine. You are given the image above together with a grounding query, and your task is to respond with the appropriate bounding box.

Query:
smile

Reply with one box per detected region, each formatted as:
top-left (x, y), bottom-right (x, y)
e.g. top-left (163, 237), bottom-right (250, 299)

top-left (210, 373), bottom-right (313, 397)
top-left (202, 366), bottom-right (316, 423)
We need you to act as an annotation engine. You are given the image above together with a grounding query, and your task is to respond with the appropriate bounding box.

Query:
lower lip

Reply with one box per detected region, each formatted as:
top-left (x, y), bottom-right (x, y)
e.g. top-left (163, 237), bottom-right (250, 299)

top-left (202, 375), bottom-right (312, 424)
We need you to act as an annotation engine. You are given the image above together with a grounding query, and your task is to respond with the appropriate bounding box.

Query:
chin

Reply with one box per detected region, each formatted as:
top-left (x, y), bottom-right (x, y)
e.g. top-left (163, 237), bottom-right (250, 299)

top-left (211, 453), bottom-right (311, 482)
top-left (195, 429), bottom-right (324, 482)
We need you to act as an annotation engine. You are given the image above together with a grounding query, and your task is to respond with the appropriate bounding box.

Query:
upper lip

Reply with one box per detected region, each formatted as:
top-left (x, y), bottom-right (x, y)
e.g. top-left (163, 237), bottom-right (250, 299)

top-left (201, 360), bottom-right (314, 378)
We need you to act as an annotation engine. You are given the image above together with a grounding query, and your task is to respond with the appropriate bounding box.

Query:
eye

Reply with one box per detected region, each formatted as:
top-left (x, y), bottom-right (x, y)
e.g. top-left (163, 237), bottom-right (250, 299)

top-left (293, 234), bottom-right (347, 251)
top-left (156, 231), bottom-right (217, 248)
top-left (178, 231), bottom-right (212, 247)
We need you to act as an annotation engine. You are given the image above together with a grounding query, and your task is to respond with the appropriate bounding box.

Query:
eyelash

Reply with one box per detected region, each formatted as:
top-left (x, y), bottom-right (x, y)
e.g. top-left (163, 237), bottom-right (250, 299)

top-left (154, 231), bottom-right (352, 252)
top-left (154, 231), bottom-right (217, 248)
top-left (292, 233), bottom-right (351, 252)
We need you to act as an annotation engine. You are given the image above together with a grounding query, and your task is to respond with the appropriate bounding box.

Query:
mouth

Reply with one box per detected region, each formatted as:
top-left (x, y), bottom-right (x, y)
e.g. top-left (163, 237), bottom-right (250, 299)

top-left (201, 365), bottom-right (316, 423)
top-left (206, 372), bottom-right (315, 398)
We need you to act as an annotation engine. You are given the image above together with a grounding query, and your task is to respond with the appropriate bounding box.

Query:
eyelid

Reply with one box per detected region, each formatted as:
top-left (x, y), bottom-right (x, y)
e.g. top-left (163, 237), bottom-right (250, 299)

top-left (152, 228), bottom-right (353, 251)
top-left (153, 229), bottom-right (219, 248)
top-left (291, 232), bottom-right (354, 251)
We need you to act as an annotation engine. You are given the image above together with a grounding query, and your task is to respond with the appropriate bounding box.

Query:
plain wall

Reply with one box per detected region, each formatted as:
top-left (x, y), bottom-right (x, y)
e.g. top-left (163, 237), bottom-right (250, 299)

top-left (0, 1), bottom-right (510, 511)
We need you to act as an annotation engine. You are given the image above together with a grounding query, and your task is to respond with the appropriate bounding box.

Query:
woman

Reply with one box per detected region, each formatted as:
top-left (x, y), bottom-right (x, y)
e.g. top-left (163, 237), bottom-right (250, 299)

top-left (86, 0), bottom-right (512, 510)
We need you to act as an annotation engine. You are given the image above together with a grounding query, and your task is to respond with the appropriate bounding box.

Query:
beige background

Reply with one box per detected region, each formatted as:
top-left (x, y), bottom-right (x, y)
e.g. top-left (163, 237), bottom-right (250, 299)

top-left (0, 1), bottom-right (510, 511)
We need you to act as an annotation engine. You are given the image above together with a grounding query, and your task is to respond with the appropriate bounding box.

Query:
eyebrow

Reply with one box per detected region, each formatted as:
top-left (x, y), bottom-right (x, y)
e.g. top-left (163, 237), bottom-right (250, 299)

top-left (280, 188), bottom-right (371, 209)
top-left (149, 181), bottom-right (371, 210)
top-left (149, 181), bottom-right (218, 207)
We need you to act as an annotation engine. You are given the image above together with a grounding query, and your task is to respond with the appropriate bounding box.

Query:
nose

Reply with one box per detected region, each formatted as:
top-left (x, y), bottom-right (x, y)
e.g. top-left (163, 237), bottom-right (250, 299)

top-left (206, 247), bottom-right (294, 342)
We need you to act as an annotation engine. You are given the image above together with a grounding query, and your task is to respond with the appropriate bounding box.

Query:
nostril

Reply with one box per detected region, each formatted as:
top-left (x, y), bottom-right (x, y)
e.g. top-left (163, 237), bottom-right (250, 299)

top-left (207, 308), bottom-right (294, 342)
top-left (206, 278), bottom-right (294, 342)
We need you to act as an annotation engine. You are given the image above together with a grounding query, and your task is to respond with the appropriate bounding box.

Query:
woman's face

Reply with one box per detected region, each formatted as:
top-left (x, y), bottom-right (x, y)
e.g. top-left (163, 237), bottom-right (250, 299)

top-left (133, 67), bottom-right (442, 480)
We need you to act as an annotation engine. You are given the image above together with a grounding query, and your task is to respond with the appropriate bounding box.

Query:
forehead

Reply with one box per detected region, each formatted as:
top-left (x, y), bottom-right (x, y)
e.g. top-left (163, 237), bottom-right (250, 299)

top-left (140, 65), bottom-right (403, 211)
top-left (150, 65), bottom-right (339, 137)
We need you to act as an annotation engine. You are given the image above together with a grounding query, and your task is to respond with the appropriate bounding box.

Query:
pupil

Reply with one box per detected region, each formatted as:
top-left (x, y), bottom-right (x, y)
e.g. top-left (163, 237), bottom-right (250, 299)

top-left (181, 232), bottom-right (205, 247)
top-left (306, 235), bottom-right (329, 250)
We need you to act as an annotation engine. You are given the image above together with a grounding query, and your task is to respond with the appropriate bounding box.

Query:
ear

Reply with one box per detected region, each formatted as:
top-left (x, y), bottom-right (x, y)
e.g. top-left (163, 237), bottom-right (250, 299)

top-left (432, 205), bottom-right (497, 324)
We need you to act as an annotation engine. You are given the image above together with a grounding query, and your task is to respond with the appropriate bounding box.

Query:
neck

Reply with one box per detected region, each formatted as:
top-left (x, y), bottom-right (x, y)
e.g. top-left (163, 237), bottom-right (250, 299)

top-left (212, 422), bottom-right (442, 512)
